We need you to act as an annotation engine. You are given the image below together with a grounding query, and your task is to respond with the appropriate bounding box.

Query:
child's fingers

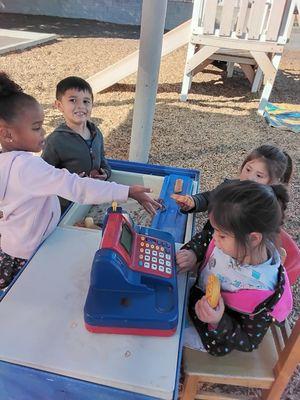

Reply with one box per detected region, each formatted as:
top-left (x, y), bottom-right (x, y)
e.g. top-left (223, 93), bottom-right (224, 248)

top-left (171, 194), bottom-right (194, 209)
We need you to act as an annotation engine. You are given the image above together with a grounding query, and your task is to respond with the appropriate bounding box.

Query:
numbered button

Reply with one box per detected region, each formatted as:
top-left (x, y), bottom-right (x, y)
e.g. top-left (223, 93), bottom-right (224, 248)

top-left (159, 259), bottom-right (164, 265)
top-left (152, 250), bottom-right (157, 256)
top-left (145, 255), bottom-right (150, 261)
top-left (166, 267), bottom-right (172, 275)
top-left (145, 249), bottom-right (151, 254)
top-left (151, 264), bottom-right (157, 270)
top-left (159, 252), bottom-right (164, 258)
top-left (165, 254), bottom-right (171, 260)
top-left (158, 266), bottom-right (164, 272)
top-left (166, 261), bottom-right (171, 267)
top-left (144, 262), bottom-right (150, 268)
top-left (152, 257), bottom-right (157, 263)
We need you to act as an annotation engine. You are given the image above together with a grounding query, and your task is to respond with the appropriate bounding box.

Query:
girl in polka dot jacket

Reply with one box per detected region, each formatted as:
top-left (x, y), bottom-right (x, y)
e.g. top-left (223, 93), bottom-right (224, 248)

top-left (181, 180), bottom-right (293, 356)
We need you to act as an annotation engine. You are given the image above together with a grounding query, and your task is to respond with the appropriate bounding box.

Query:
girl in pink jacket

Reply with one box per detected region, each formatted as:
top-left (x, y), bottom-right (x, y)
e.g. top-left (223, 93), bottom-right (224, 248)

top-left (0, 72), bottom-right (160, 289)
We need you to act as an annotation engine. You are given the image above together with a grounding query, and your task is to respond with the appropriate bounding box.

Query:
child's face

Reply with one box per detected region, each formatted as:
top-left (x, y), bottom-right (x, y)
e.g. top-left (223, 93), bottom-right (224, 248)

top-left (240, 159), bottom-right (271, 184)
top-left (212, 224), bottom-right (239, 260)
top-left (56, 89), bottom-right (93, 126)
top-left (9, 103), bottom-right (45, 152)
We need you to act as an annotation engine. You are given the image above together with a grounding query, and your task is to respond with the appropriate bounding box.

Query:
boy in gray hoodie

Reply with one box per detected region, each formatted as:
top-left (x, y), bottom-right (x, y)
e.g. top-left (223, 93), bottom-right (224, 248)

top-left (42, 76), bottom-right (111, 211)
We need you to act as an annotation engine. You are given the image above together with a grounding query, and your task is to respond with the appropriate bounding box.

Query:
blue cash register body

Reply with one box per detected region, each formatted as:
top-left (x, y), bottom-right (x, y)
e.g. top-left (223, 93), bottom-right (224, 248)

top-left (84, 206), bottom-right (179, 336)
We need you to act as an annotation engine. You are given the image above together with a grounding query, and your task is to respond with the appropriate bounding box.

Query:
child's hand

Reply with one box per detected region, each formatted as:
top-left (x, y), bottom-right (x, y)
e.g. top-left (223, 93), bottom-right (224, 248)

top-left (128, 185), bottom-right (162, 216)
top-left (171, 194), bottom-right (195, 211)
top-left (176, 249), bottom-right (197, 273)
top-left (90, 168), bottom-right (108, 180)
top-left (195, 296), bottom-right (225, 326)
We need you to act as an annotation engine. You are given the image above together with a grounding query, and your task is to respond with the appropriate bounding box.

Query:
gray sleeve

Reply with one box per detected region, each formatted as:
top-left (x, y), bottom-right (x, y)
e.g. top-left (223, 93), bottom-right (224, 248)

top-left (41, 135), bottom-right (60, 167)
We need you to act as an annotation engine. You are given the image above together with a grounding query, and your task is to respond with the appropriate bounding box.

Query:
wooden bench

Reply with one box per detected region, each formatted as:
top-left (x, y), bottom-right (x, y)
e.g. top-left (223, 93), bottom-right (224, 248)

top-left (180, 0), bottom-right (296, 113)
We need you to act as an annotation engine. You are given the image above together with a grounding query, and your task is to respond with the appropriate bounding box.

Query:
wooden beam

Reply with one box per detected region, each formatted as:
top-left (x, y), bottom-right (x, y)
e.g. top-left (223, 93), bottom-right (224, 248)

top-left (186, 45), bottom-right (219, 74)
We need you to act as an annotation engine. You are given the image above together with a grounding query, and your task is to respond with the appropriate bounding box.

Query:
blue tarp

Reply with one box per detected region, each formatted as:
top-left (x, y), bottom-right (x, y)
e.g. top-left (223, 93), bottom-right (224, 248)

top-left (264, 103), bottom-right (300, 133)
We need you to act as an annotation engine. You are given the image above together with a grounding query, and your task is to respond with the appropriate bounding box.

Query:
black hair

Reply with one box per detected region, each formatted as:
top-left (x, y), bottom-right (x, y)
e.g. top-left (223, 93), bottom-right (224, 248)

top-left (208, 180), bottom-right (289, 259)
top-left (241, 144), bottom-right (293, 184)
top-left (56, 76), bottom-right (93, 101)
top-left (0, 71), bottom-right (38, 123)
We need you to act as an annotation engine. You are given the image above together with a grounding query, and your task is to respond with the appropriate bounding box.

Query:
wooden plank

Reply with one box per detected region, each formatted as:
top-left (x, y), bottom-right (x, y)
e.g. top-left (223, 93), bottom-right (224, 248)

top-left (236, 0), bottom-right (250, 37)
top-left (192, 59), bottom-right (213, 75)
top-left (191, 34), bottom-right (284, 52)
top-left (266, 0), bottom-right (287, 41)
top-left (250, 50), bottom-right (277, 81)
top-left (210, 53), bottom-right (256, 65)
top-left (240, 63), bottom-right (255, 84)
top-left (247, 0), bottom-right (267, 40)
top-left (191, 0), bottom-right (204, 30)
top-left (186, 45), bottom-right (219, 74)
top-left (181, 374), bottom-right (199, 400)
top-left (277, 0), bottom-right (296, 44)
top-left (203, 0), bottom-right (218, 34)
top-left (220, 0), bottom-right (236, 36)
top-left (263, 319), bottom-right (300, 400)
top-left (88, 19), bottom-right (191, 93)
top-left (258, 53), bottom-right (282, 114)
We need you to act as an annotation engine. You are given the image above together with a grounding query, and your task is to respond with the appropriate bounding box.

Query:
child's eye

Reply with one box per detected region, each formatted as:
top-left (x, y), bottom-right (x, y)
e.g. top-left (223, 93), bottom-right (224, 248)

top-left (33, 126), bottom-right (42, 131)
top-left (69, 99), bottom-right (76, 103)
top-left (84, 100), bottom-right (91, 104)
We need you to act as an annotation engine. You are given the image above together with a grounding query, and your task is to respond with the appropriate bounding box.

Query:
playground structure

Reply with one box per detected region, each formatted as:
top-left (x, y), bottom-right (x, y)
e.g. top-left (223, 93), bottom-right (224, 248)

top-left (87, 18), bottom-right (191, 94)
top-left (180, 0), bottom-right (296, 114)
top-left (88, 1), bottom-right (298, 118)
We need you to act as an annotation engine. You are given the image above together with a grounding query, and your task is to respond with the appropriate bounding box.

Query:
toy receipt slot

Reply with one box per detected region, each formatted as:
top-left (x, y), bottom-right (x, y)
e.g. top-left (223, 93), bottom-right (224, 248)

top-left (84, 203), bottom-right (178, 336)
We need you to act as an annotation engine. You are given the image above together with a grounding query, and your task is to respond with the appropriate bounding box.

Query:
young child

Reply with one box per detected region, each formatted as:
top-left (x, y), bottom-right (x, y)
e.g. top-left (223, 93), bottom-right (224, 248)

top-left (0, 72), bottom-right (160, 289)
top-left (175, 145), bottom-right (297, 274)
top-left (42, 76), bottom-right (111, 211)
top-left (186, 180), bottom-right (293, 356)
top-left (172, 144), bottom-right (293, 213)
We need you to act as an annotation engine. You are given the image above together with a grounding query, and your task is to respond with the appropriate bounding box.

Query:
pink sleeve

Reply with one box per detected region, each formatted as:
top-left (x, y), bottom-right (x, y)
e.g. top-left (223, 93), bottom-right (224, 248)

top-left (18, 155), bottom-right (129, 205)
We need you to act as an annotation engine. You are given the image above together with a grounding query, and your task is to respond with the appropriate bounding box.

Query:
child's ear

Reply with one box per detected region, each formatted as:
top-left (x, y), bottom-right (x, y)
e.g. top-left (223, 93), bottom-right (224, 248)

top-left (249, 232), bottom-right (262, 247)
top-left (55, 99), bottom-right (63, 112)
top-left (0, 126), bottom-right (13, 143)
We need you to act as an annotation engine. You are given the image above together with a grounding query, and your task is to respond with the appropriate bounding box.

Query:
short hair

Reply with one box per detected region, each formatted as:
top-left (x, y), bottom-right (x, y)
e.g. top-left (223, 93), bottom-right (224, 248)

top-left (56, 76), bottom-right (93, 101)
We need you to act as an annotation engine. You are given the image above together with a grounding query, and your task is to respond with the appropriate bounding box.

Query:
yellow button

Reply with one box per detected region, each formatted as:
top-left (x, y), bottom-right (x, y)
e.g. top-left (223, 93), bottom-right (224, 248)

top-left (151, 244), bottom-right (154, 249)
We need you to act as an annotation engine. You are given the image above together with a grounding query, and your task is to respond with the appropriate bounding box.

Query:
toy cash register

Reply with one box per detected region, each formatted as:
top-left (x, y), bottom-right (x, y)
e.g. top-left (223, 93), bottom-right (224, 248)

top-left (84, 203), bottom-right (178, 336)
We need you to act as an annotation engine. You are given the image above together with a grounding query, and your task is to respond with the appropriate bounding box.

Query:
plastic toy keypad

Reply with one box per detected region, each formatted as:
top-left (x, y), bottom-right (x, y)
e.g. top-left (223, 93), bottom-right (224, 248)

top-left (136, 235), bottom-right (173, 277)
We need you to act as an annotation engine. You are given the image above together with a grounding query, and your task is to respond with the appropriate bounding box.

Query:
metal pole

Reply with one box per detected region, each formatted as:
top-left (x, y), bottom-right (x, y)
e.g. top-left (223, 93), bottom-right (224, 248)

top-left (129, 0), bottom-right (168, 163)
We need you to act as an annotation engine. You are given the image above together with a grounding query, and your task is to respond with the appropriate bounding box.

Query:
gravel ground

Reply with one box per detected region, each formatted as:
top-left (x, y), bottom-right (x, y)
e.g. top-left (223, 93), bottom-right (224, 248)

top-left (0, 13), bottom-right (299, 399)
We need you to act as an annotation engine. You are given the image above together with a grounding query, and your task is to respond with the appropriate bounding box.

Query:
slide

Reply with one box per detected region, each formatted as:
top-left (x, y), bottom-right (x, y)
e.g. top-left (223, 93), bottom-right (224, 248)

top-left (87, 19), bottom-right (191, 94)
